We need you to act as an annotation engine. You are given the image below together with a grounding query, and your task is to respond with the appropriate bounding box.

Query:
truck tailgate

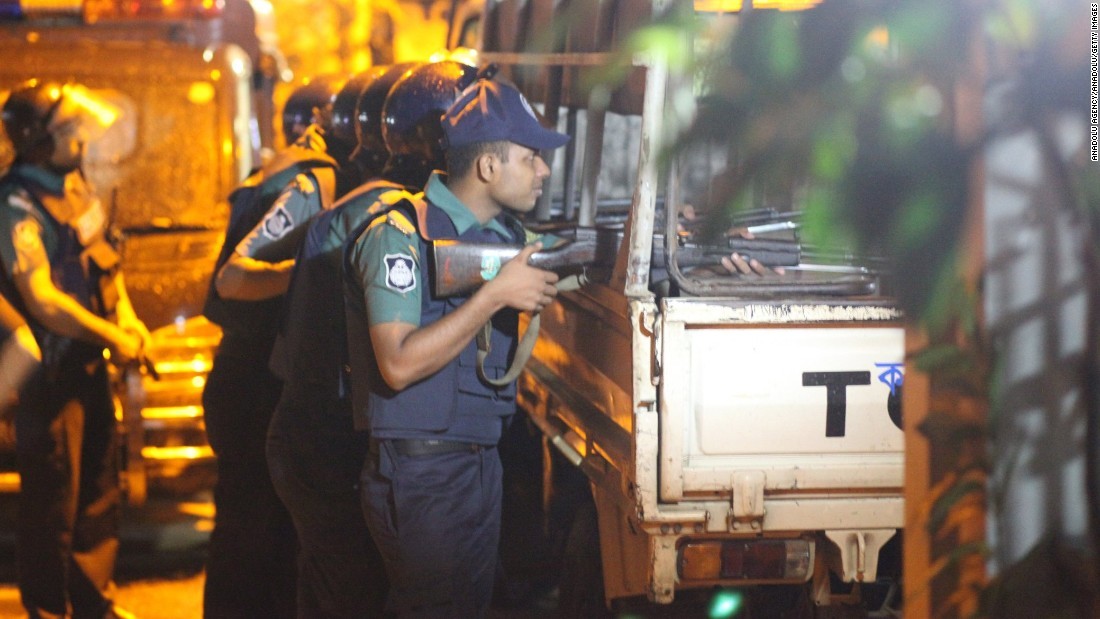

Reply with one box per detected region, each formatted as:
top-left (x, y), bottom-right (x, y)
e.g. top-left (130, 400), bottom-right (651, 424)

top-left (659, 299), bottom-right (905, 504)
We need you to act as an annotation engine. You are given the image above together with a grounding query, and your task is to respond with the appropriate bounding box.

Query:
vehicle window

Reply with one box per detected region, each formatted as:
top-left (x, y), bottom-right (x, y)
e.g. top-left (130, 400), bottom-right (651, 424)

top-left (457, 16), bottom-right (479, 49)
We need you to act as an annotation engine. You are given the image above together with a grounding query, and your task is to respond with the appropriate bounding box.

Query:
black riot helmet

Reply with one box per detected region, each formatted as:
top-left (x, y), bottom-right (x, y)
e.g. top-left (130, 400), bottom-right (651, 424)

top-left (3, 79), bottom-right (118, 167)
top-left (2, 80), bottom-right (64, 161)
top-left (281, 76), bottom-right (341, 146)
top-left (380, 60), bottom-right (477, 186)
top-left (351, 62), bottom-right (415, 179)
top-left (330, 70), bottom-right (377, 158)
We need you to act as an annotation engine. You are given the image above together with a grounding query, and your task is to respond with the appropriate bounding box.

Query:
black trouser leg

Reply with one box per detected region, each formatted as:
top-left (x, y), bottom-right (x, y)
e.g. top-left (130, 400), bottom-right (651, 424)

top-left (202, 354), bottom-right (297, 619)
top-left (16, 362), bottom-right (119, 619)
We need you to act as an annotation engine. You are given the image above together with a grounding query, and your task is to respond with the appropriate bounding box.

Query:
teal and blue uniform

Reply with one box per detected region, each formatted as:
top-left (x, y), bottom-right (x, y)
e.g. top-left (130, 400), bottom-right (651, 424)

top-left (265, 178), bottom-right (403, 618)
top-left (201, 140), bottom-right (336, 619)
top-left (0, 164), bottom-right (121, 619)
top-left (344, 172), bottom-right (550, 617)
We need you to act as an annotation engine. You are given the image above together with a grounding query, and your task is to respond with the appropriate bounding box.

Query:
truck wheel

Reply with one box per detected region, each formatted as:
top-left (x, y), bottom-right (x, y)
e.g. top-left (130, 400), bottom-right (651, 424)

top-left (557, 498), bottom-right (611, 618)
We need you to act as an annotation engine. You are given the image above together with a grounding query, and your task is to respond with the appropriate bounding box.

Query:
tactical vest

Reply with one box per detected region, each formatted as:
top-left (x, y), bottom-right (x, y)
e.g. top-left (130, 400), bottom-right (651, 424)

top-left (202, 146), bottom-right (335, 358)
top-left (269, 179), bottom-right (403, 400)
top-left (0, 167), bottom-right (118, 366)
top-left (344, 197), bottom-right (526, 441)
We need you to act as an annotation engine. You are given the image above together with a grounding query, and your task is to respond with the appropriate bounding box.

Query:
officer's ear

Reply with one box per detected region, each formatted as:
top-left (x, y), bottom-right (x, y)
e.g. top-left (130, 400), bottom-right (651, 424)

top-left (476, 151), bottom-right (498, 182)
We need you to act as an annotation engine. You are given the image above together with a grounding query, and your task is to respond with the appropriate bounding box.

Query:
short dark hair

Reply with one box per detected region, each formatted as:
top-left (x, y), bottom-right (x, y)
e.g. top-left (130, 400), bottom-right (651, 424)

top-left (445, 140), bottom-right (510, 180)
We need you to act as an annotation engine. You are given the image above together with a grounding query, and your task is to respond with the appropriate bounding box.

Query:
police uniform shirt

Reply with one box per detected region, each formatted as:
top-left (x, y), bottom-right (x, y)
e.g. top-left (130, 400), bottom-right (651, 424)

top-left (350, 172), bottom-right (551, 327)
top-left (347, 172), bottom-right (550, 443)
top-left (235, 170), bottom-right (329, 263)
top-left (0, 165), bottom-right (105, 286)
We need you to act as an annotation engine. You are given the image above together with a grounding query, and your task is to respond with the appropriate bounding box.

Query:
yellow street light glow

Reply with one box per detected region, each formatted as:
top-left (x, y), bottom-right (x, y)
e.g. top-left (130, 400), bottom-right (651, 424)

top-left (188, 81), bottom-right (216, 105)
top-left (142, 445), bottom-right (214, 460)
top-left (141, 405), bottom-right (203, 420)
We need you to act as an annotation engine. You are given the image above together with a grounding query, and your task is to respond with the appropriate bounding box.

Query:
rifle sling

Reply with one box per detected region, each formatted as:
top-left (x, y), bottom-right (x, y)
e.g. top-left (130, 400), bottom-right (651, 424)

top-left (476, 273), bottom-right (586, 388)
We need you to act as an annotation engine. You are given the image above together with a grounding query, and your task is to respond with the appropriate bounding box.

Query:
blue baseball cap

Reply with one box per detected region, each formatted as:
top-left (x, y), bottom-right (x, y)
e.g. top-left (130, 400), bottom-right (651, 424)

top-left (441, 79), bottom-right (570, 151)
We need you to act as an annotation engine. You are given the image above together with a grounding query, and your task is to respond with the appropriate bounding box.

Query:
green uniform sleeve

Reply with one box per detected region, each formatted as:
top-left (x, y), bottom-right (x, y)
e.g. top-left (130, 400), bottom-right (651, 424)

top-left (0, 192), bottom-right (50, 281)
top-left (347, 214), bottom-right (423, 327)
top-left (235, 172), bottom-right (325, 262)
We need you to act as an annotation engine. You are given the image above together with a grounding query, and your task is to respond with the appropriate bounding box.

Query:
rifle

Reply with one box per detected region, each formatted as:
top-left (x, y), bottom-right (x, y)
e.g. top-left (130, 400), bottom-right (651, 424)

top-left (430, 232), bottom-right (802, 297)
top-left (431, 238), bottom-right (596, 297)
top-left (673, 237), bottom-right (800, 269)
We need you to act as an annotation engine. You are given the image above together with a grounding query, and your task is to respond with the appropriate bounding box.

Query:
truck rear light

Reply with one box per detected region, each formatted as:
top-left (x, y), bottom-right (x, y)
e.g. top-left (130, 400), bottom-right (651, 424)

top-left (679, 539), bottom-right (812, 582)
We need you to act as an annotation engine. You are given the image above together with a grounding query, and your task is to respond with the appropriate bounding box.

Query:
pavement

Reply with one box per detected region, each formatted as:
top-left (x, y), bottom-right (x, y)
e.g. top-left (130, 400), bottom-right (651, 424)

top-left (0, 490), bottom-right (212, 619)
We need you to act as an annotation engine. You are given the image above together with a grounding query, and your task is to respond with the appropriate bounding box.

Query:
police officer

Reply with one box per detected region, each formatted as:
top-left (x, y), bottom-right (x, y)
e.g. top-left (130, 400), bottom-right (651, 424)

top-left (0, 79), bottom-right (150, 619)
top-left (201, 77), bottom-right (346, 619)
top-left (344, 75), bottom-right (569, 617)
top-left (266, 59), bottom-right (475, 619)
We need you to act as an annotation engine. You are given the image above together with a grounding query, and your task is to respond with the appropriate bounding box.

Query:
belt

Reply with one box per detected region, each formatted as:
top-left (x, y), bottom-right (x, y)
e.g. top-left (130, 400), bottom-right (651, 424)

top-left (370, 438), bottom-right (490, 457)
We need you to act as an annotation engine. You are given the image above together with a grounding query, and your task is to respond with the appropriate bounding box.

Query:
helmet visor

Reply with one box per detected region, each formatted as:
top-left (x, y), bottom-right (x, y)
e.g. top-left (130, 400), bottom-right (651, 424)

top-left (47, 84), bottom-right (121, 143)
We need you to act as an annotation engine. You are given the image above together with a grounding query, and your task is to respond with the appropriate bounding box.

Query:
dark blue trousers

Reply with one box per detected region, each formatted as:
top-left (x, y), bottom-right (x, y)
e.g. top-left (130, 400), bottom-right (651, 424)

top-left (202, 353), bottom-right (297, 619)
top-left (15, 356), bottom-right (119, 619)
top-left (361, 441), bottom-right (502, 618)
top-left (267, 390), bottom-right (388, 618)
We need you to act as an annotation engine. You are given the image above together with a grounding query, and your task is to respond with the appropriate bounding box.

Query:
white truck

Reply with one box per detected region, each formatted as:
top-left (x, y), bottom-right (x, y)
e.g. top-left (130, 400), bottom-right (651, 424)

top-left (473, 0), bottom-right (906, 614)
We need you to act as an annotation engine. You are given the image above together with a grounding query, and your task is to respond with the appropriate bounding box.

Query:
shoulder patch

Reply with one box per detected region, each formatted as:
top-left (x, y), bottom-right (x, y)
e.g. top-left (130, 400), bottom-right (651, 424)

top-left (384, 253), bottom-right (417, 293)
top-left (261, 204), bottom-right (294, 239)
top-left (13, 218), bottom-right (42, 253)
top-left (11, 218), bottom-right (46, 273)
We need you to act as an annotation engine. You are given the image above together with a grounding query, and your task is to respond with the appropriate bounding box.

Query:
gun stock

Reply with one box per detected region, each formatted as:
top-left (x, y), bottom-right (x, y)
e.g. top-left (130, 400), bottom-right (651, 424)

top-left (431, 239), bottom-right (596, 297)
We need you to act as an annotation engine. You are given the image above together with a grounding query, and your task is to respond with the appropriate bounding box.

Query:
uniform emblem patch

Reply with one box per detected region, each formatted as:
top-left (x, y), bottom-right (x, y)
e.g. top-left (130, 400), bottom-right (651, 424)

top-left (480, 254), bottom-right (501, 282)
top-left (262, 205), bottom-right (294, 240)
top-left (12, 218), bottom-right (46, 272)
top-left (13, 219), bottom-right (42, 254)
top-left (384, 253), bottom-right (417, 293)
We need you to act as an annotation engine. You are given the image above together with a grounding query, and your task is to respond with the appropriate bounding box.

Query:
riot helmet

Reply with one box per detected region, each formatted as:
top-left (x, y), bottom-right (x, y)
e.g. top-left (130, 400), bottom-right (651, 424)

top-left (351, 62), bottom-right (415, 178)
top-left (281, 76), bottom-right (341, 146)
top-left (330, 70), bottom-right (377, 158)
top-left (3, 80), bottom-right (118, 170)
top-left (380, 60), bottom-right (477, 186)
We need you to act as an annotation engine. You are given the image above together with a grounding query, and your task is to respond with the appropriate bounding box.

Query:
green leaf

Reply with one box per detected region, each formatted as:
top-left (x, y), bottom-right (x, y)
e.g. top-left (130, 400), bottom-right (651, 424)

top-left (928, 479), bottom-right (984, 533)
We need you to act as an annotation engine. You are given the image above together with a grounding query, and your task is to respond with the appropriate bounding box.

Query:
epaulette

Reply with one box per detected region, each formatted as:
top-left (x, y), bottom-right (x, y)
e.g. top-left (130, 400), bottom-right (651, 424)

top-left (377, 188), bottom-right (417, 207)
top-left (365, 208), bottom-right (416, 237)
top-left (386, 209), bottom-right (417, 235)
top-left (5, 189), bottom-right (36, 214)
top-left (294, 174), bottom-right (317, 195)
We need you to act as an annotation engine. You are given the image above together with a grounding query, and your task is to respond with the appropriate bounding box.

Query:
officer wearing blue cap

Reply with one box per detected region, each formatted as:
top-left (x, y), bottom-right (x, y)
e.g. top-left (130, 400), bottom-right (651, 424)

top-left (343, 74), bottom-right (568, 617)
top-left (266, 60), bottom-right (477, 619)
